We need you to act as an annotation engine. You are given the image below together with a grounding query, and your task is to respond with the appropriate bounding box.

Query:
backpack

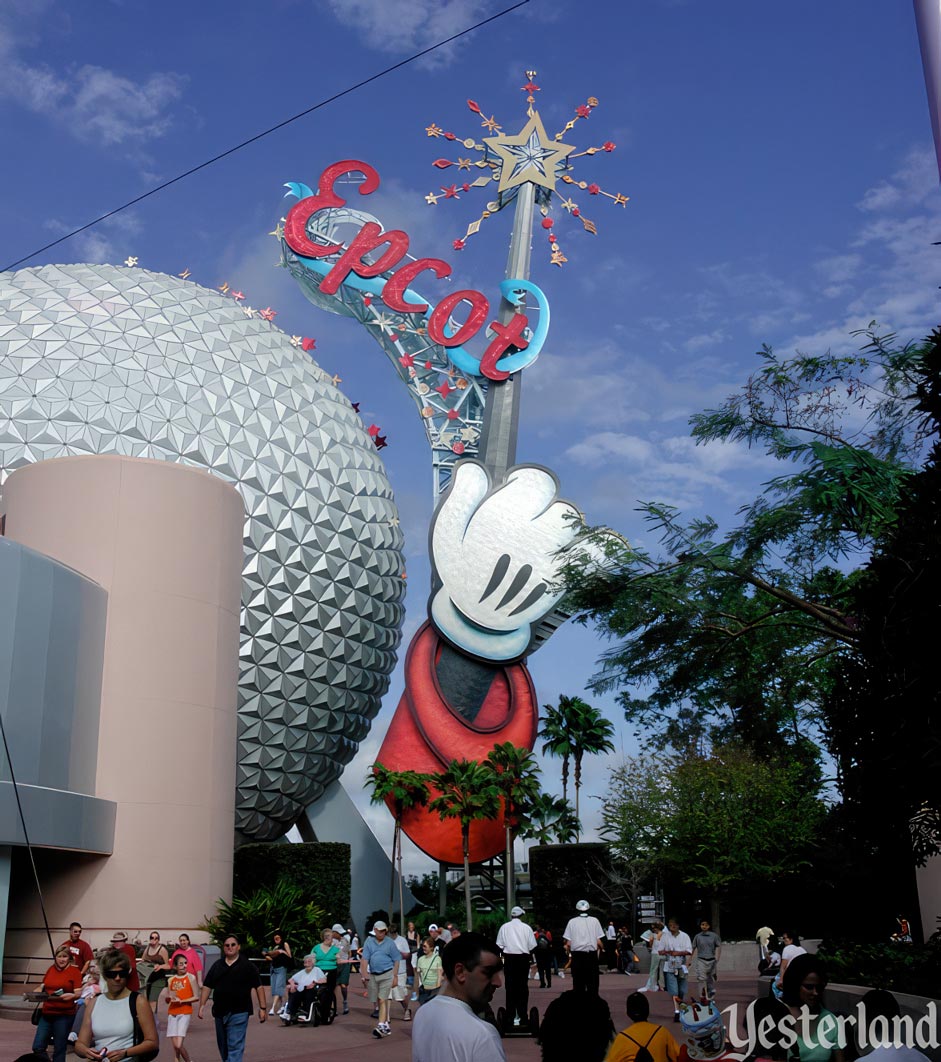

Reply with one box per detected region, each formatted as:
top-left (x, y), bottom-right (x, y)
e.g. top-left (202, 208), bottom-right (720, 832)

top-left (536, 934), bottom-right (550, 951)
top-left (619, 1025), bottom-right (661, 1062)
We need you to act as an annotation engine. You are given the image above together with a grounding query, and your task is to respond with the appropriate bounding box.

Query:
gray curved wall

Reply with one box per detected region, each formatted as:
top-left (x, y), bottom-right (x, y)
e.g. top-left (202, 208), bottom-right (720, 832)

top-left (0, 536), bottom-right (115, 853)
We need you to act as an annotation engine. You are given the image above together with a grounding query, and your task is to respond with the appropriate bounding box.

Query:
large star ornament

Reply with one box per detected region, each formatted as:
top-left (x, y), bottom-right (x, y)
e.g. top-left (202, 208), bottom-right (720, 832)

top-left (484, 110), bottom-right (575, 194)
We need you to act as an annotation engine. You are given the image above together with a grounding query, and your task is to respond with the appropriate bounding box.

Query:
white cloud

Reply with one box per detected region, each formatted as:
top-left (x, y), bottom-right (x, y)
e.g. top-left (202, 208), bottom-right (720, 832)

top-left (43, 211), bottom-right (143, 265)
top-left (322, 0), bottom-right (496, 67)
top-left (0, 9), bottom-right (186, 146)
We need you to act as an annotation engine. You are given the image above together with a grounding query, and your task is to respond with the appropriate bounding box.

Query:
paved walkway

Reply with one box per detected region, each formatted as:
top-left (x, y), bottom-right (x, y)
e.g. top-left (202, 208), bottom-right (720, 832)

top-left (0, 970), bottom-right (762, 1061)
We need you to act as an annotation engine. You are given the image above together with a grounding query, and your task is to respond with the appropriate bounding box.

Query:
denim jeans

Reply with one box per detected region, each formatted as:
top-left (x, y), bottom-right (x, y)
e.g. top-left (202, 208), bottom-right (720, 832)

top-left (664, 968), bottom-right (688, 1002)
top-left (32, 1012), bottom-right (72, 1062)
top-left (214, 1010), bottom-right (250, 1062)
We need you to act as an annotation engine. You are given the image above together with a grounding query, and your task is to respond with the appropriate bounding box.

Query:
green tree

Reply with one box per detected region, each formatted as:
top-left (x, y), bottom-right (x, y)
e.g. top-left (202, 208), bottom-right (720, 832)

top-left (519, 792), bottom-right (581, 845)
top-left (823, 327), bottom-right (941, 927)
top-left (484, 742), bottom-right (542, 914)
top-left (366, 764), bottom-right (431, 921)
top-left (200, 880), bottom-right (326, 953)
top-left (601, 748), bottom-right (826, 931)
top-left (538, 696), bottom-right (582, 803)
top-left (561, 327), bottom-right (930, 759)
top-left (570, 701), bottom-right (615, 832)
top-left (429, 759), bottom-right (501, 930)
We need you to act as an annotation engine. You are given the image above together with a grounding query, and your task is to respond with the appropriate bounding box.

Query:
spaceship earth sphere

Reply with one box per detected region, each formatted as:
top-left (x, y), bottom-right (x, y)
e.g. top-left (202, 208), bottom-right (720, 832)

top-left (0, 263), bottom-right (405, 839)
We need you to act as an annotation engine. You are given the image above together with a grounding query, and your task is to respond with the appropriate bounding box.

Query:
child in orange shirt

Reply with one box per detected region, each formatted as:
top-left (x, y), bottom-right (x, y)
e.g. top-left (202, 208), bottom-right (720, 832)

top-left (161, 954), bottom-right (198, 1062)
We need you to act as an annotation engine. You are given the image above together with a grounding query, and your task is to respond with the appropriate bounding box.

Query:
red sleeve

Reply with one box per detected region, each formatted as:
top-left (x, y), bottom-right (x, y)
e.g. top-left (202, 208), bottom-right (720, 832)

top-left (80, 940), bottom-right (94, 965)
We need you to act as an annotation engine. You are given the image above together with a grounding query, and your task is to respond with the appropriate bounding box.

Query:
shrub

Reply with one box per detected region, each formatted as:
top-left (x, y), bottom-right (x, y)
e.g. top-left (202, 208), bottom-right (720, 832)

top-left (199, 879), bottom-right (326, 955)
top-left (234, 841), bottom-right (350, 923)
top-left (817, 938), bottom-right (941, 998)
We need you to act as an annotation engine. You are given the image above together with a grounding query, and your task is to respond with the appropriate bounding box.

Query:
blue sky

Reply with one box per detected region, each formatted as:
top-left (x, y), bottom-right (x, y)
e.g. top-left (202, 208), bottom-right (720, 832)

top-left (2, 0), bottom-right (939, 872)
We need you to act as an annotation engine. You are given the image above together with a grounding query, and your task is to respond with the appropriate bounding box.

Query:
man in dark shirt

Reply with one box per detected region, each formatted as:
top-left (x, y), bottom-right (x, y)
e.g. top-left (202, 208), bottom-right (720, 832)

top-left (198, 934), bottom-right (267, 1062)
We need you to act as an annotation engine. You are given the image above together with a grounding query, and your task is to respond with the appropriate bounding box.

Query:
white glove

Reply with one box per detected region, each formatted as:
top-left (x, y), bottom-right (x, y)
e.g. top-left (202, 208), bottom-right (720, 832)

top-left (429, 461), bottom-right (582, 661)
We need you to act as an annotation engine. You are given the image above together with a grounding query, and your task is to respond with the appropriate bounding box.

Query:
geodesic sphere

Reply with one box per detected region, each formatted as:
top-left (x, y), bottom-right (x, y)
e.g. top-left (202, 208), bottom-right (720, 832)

top-left (0, 263), bottom-right (405, 839)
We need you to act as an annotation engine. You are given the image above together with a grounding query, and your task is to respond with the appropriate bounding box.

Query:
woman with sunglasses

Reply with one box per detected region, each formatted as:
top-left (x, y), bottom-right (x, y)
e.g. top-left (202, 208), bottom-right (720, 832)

top-left (141, 932), bottom-right (171, 1015)
top-left (74, 948), bottom-right (158, 1061)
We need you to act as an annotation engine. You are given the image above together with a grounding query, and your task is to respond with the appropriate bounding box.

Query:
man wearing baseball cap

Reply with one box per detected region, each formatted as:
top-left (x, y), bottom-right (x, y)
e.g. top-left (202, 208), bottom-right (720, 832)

top-left (360, 920), bottom-right (401, 1039)
top-left (496, 905), bottom-right (537, 1028)
top-left (110, 931), bottom-right (140, 991)
top-left (563, 900), bottom-right (605, 994)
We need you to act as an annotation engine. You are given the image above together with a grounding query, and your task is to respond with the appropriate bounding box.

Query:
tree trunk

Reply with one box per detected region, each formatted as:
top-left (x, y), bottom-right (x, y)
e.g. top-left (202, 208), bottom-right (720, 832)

top-left (463, 827), bottom-right (473, 931)
top-left (562, 757), bottom-right (569, 803)
top-left (710, 894), bottom-right (721, 935)
top-left (505, 825), bottom-right (514, 915)
top-left (390, 819), bottom-right (399, 917)
top-left (438, 861), bottom-right (448, 917)
top-left (397, 827), bottom-right (406, 926)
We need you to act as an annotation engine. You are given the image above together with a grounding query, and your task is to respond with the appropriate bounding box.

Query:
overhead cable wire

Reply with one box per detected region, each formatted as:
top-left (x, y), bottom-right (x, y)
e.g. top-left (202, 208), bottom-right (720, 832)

top-left (0, 712), bottom-right (55, 957)
top-left (2, 0), bottom-right (529, 272)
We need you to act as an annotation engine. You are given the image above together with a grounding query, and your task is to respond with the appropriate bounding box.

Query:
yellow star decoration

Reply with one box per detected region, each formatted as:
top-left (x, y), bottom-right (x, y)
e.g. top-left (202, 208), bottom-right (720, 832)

top-left (218, 281), bottom-right (230, 293)
top-left (481, 115), bottom-right (502, 133)
top-left (269, 223), bottom-right (284, 238)
top-left (425, 123), bottom-right (443, 137)
top-left (178, 268), bottom-right (191, 279)
top-left (425, 192), bottom-right (440, 205)
top-left (484, 110), bottom-right (575, 195)
top-left (124, 256), bottom-right (138, 267)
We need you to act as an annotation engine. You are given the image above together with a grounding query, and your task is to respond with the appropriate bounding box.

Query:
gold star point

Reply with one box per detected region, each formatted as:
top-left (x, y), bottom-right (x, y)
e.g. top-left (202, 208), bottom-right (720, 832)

top-left (124, 256), bottom-right (138, 267)
top-left (178, 267), bottom-right (191, 279)
top-left (484, 110), bottom-right (575, 194)
top-left (425, 192), bottom-right (440, 205)
top-left (425, 123), bottom-right (443, 137)
top-left (269, 223), bottom-right (284, 238)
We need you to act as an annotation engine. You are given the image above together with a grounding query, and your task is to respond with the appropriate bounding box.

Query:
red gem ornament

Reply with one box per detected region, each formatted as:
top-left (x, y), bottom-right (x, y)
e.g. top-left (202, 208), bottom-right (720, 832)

top-left (399, 353), bottom-right (415, 367)
top-left (444, 132), bottom-right (456, 141)
top-left (453, 239), bottom-right (465, 250)
top-left (576, 104), bottom-right (591, 118)
top-left (367, 424), bottom-right (380, 436)
top-left (446, 408), bottom-right (460, 420)
top-left (603, 141), bottom-right (616, 152)
top-left (442, 185), bottom-right (460, 199)
top-left (301, 337), bottom-right (316, 351)
top-left (588, 183), bottom-right (600, 195)
top-left (452, 441), bottom-right (465, 454)
top-left (572, 207), bottom-right (580, 217)
top-left (433, 159), bottom-right (454, 169)
top-left (436, 381), bottom-right (454, 398)
top-left (467, 99), bottom-right (481, 113)
top-left (541, 218), bottom-right (554, 229)
top-left (425, 361), bottom-right (433, 369)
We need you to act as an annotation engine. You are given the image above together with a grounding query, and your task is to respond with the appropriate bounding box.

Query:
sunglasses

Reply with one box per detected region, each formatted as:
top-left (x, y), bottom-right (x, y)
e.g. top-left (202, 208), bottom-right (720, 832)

top-left (223, 943), bottom-right (238, 948)
top-left (105, 970), bottom-right (130, 980)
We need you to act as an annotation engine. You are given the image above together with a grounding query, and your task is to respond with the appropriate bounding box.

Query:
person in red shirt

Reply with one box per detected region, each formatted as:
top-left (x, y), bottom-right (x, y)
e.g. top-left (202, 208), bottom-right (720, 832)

top-left (29, 945), bottom-right (81, 1062)
top-left (109, 931), bottom-right (140, 991)
top-left (60, 922), bottom-right (93, 976)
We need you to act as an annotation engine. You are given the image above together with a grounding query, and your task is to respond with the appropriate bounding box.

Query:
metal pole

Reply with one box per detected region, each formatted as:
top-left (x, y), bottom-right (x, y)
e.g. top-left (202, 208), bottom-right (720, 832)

top-left (477, 181), bottom-right (536, 480)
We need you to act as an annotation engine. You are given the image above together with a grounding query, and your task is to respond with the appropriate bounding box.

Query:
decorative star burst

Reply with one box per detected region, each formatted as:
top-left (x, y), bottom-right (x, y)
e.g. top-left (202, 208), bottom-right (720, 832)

top-left (422, 72), bottom-right (629, 267)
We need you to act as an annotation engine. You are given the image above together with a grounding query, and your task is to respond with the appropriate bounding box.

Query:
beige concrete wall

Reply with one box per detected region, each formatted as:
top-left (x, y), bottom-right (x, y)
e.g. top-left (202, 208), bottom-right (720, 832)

top-left (2, 455), bottom-right (243, 951)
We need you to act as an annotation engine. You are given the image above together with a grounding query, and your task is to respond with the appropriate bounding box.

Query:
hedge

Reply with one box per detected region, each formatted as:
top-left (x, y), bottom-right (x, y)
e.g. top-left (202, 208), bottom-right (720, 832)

top-left (234, 841), bottom-right (351, 924)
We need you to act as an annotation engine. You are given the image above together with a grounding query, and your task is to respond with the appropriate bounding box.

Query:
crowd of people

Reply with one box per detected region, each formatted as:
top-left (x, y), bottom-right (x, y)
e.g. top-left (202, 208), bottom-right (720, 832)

top-left (24, 911), bottom-right (932, 1062)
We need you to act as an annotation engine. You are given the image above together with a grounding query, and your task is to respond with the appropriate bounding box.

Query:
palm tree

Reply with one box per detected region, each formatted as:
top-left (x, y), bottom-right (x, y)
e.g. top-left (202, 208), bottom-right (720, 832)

top-left (540, 695), bottom-right (615, 836)
top-left (484, 742), bottom-right (542, 914)
top-left (366, 763), bottom-right (431, 920)
top-left (519, 791), bottom-right (581, 845)
top-left (538, 695), bottom-right (583, 803)
top-left (570, 702), bottom-right (615, 833)
top-left (429, 759), bottom-right (501, 930)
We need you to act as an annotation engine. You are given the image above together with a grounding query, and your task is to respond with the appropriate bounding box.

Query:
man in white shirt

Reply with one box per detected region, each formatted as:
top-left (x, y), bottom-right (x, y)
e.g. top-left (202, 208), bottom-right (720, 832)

top-left (496, 906), bottom-right (537, 1027)
top-left (562, 899), bottom-right (605, 994)
top-left (282, 954), bottom-right (327, 1024)
top-left (412, 932), bottom-right (506, 1062)
top-left (389, 924), bottom-right (413, 1023)
top-left (659, 918), bottom-right (693, 1022)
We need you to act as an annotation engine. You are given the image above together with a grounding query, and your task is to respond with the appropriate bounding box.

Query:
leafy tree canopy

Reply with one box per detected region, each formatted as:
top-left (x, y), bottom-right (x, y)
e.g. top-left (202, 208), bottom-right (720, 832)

top-left (601, 747), bottom-right (826, 927)
top-left (562, 327), bottom-right (931, 757)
